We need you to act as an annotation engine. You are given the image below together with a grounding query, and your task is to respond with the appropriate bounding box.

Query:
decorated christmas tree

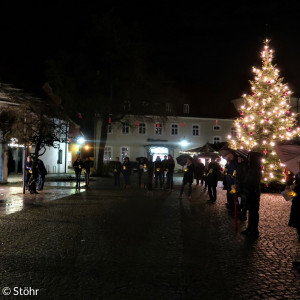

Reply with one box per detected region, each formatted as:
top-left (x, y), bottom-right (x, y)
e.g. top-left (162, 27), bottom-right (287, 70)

top-left (228, 39), bottom-right (299, 184)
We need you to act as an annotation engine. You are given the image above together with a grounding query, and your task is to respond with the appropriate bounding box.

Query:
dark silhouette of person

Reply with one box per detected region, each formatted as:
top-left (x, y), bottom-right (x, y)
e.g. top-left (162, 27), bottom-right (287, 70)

top-left (122, 157), bottom-right (131, 188)
top-left (73, 157), bottom-right (83, 188)
top-left (179, 157), bottom-right (194, 199)
top-left (287, 159), bottom-right (300, 269)
top-left (225, 153), bottom-right (238, 211)
top-left (161, 155), bottom-right (168, 185)
top-left (83, 157), bottom-right (91, 186)
top-left (36, 158), bottom-right (47, 190)
top-left (166, 154), bottom-right (175, 190)
top-left (113, 157), bottom-right (122, 187)
top-left (206, 158), bottom-right (221, 203)
top-left (146, 155), bottom-right (154, 195)
top-left (154, 156), bottom-right (163, 188)
top-left (25, 155), bottom-right (33, 190)
top-left (241, 152), bottom-right (262, 238)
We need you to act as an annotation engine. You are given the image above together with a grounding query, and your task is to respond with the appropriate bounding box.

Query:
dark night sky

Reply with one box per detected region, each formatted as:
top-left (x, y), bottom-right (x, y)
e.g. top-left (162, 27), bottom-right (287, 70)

top-left (1, 1), bottom-right (300, 119)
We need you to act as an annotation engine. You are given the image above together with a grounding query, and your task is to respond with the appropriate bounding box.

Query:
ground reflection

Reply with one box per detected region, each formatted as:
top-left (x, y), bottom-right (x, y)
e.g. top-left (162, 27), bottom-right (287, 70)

top-left (0, 183), bottom-right (86, 216)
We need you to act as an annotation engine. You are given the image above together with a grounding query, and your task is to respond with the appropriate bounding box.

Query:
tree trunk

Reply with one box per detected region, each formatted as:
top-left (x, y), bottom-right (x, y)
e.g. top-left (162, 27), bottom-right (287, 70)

top-left (96, 118), bottom-right (108, 176)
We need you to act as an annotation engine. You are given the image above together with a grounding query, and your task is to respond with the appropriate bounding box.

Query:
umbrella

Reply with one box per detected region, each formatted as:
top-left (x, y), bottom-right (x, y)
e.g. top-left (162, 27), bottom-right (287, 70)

top-left (176, 154), bottom-right (193, 166)
top-left (219, 148), bottom-right (248, 160)
top-left (198, 152), bottom-right (219, 160)
top-left (136, 157), bottom-right (147, 163)
top-left (274, 144), bottom-right (300, 175)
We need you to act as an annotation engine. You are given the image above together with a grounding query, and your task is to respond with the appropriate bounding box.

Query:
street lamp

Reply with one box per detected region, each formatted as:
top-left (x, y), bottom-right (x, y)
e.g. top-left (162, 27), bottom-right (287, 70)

top-left (179, 139), bottom-right (189, 147)
top-left (76, 137), bottom-right (85, 156)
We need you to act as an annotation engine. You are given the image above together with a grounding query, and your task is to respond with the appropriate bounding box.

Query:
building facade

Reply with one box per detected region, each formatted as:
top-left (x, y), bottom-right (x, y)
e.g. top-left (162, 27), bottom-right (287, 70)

top-left (94, 114), bottom-right (234, 171)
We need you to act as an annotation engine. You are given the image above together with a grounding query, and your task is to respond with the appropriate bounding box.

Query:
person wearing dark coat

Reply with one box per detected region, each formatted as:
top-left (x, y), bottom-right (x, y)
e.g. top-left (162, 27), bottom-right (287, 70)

top-left (83, 157), bottom-right (91, 186)
top-left (179, 157), bottom-right (194, 199)
top-left (112, 157), bottom-right (122, 187)
top-left (225, 153), bottom-right (238, 211)
top-left (25, 155), bottom-right (33, 190)
top-left (137, 158), bottom-right (146, 188)
top-left (166, 154), bottom-right (175, 190)
top-left (241, 152), bottom-right (262, 238)
top-left (235, 156), bottom-right (248, 220)
top-left (36, 158), bottom-right (47, 190)
top-left (73, 157), bottom-right (84, 188)
top-left (146, 155), bottom-right (154, 194)
top-left (288, 160), bottom-right (300, 269)
top-left (122, 157), bottom-right (132, 188)
top-left (206, 159), bottom-right (221, 203)
top-left (154, 156), bottom-right (163, 188)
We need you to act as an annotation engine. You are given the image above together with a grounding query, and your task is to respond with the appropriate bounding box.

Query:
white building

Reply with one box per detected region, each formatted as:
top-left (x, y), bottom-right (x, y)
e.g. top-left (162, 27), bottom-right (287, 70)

top-left (94, 114), bottom-right (234, 171)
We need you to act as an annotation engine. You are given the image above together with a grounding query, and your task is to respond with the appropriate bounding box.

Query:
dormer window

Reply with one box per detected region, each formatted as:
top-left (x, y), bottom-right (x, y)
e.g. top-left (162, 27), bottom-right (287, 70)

top-left (183, 104), bottom-right (189, 114)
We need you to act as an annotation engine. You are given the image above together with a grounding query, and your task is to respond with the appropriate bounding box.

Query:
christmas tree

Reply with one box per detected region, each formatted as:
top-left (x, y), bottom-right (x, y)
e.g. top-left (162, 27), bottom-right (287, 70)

top-left (228, 39), bottom-right (299, 184)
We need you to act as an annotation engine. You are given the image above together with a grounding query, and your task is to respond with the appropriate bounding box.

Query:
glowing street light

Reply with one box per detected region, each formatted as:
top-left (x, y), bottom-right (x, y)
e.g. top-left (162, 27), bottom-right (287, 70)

top-left (179, 139), bottom-right (189, 147)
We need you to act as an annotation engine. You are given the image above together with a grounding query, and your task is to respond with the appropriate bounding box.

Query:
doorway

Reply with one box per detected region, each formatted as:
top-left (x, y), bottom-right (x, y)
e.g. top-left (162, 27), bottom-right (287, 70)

top-left (150, 147), bottom-right (169, 161)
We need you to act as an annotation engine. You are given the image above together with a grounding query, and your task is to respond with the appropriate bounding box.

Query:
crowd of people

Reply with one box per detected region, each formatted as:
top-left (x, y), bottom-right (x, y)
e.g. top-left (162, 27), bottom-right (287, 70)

top-left (24, 150), bottom-right (299, 270)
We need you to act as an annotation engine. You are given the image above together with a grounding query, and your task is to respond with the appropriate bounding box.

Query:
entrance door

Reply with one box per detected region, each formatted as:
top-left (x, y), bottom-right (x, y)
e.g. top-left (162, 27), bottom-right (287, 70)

top-left (150, 147), bottom-right (169, 161)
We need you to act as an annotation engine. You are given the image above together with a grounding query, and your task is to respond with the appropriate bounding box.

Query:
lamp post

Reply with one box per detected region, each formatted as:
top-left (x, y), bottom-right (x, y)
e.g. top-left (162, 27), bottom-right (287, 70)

top-left (77, 137), bottom-right (85, 157)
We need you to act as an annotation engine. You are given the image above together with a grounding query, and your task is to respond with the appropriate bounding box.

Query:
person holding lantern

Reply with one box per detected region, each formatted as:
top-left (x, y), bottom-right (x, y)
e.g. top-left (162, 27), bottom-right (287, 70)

top-left (122, 157), bottom-right (132, 189)
top-left (179, 157), bottom-right (194, 199)
top-left (154, 156), bottom-right (163, 189)
top-left (287, 159), bottom-right (300, 269)
top-left (225, 153), bottom-right (238, 211)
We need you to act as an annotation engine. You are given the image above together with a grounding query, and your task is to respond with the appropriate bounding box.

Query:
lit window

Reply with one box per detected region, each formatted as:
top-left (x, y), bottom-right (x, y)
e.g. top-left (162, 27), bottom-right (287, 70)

top-left (121, 146), bottom-right (130, 161)
top-left (213, 136), bottom-right (221, 144)
top-left (192, 125), bottom-right (199, 136)
top-left (155, 122), bottom-right (163, 135)
top-left (213, 125), bottom-right (221, 131)
top-left (171, 124), bottom-right (178, 135)
top-left (104, 146), bottom-right (112, 161)
top-left (138, 123), bottom-right (146, 134)
top-left (122, 122), bottom-right (130, 134)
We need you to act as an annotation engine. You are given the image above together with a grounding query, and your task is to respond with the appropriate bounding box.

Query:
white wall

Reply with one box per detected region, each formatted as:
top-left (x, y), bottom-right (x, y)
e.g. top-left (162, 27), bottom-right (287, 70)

top-left (94, 115), bottom-right (234, 171)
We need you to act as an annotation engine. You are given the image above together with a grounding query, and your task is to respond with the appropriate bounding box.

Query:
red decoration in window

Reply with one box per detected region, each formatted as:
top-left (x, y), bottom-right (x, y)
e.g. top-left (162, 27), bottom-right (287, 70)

top-left (136, 121), bottom-right (139, 126)
top-left (108, 117), bottom-right (111, 124)
top-left (183, 123), bottom-right (186, 127)
top-left (215, 120), bottom-right (218, 124)
top-left (157, 122), bottom-right (160, 127)
top-left (78, 112), bottom-right (82, 119)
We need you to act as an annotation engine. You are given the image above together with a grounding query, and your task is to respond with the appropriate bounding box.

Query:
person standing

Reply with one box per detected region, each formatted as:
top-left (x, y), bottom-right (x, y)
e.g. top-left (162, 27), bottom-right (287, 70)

top-left (241, 152), bottom-right (262, 238)
top-left (113, 157), bottom-right (122, 187)
top-left (166, 154), bottom-right (175, 190)
top-left (235, 155), bottom-right (248, 220)
top-left (146, 154), bottom-right (154, 195)
top-left (161, 155), bottom-right (168, 185)
top-left (36, 158), bottom-right (47, 191)
top-left (25, 155), bottom-right (33, 190)
top-left (225, 153), bottom-right (238, 211)
top-left (73, 156), bottom-right (83, 188)
top-left (154, 156), bottom-right (163, 189)
top-left (288, 160), bottom-right (300, 269)
top-left (83, 157), bottom-right (91, 187)
top-left (137, 158), bottom-right (146, 188)
top-left (206, 158), bottom-right (221, 203)
top-left (179, 157), bottom-right (194, 199)
top-left (122, 157), bottom-right (132, 188)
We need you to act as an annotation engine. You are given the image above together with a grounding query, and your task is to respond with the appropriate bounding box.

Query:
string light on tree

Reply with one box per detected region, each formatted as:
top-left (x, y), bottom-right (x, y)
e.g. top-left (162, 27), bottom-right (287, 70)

top-left (228, 39), bottom-right (299, 184)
